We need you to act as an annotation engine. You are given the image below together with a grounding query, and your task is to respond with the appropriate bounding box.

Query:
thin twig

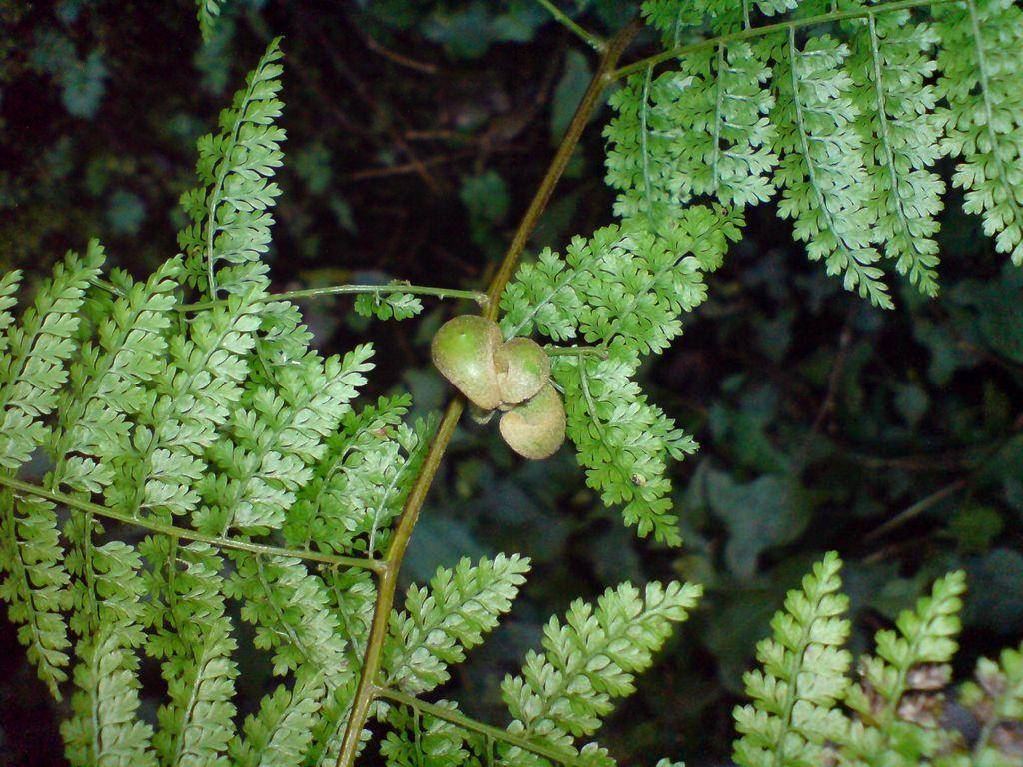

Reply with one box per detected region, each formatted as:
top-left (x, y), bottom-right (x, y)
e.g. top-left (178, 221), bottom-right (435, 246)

top-left (798, 311), bottom-right (854, 468)
top-left (355, 25), bottom-right (438, 74)
top-left (864, 480), bottom-right (967, 542)
top-left (534, 0), bottom-right (607, 51)
top-left (344, 149), bottom-right (508, 182)
top-left (0, 474), bottom-right (385, 573)
top-left (331, 19), bottom-right (642, 767)
top-left (298, 12), bottom-right (445, 194)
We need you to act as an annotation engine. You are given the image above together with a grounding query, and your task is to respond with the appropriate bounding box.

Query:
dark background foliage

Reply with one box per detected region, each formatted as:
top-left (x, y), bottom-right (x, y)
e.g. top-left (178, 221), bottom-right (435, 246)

top-left (1, 1), bottom-right (1021, 765)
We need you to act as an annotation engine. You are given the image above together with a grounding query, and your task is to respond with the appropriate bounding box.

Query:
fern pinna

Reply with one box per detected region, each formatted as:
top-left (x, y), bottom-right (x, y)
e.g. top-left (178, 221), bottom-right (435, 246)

top-left (1, 2), bottom-right (1023, 766)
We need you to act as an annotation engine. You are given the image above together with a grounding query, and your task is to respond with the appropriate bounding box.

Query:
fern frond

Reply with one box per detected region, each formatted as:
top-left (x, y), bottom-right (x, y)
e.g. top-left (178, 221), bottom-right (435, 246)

top-left (61, 541), bottom-right (155, 767)
top-left (230, 671), bottom-right (326, 767)
top-left (732, 551), bottom-right (852, 767)
top-left (960, 640), bottom-right (1023, 762)
top-left (380, 701), bottom-right (471, 767)
top-left (768, 30), bottom-right (891, 308)
top-left (178, 37), bottom-right (285, 298)
top-left (55, 257), bottom-right (180, 642)
top-left (846, 10), bottom-right (945, 296)
top-left (250, 298), bottom-right (316, 380)
top-left (501, 210), bottom-right (737, 348)
top-left (705, 0), bottom-right (803, 33)
top-left (228, 553), bottom-right (350, 681)
top-left (130, 286), bottom-right (263, 767)
top-left (49, 256), bottom-right (181, 494)
top-left (158, 624), bottom-right (238, 767)
top-left (664, 42), bottom-right (778, 208)
top-left (554, 351), bottom-right (698, 546)
top-left (354, 286), bottom-right (424, 322)
top-left (0, 493), bottom-right (73, 695)
top-left (641, 0), bottom-right (702, 47)
top-left (844, 570), bottom-right (967, 765)
top-left (605, 68), bottom-right (690, 230)
top-left (325, 566), bottom-right (377, 661)
top-left (0, 244), bottom-right (104, 695)
top-left (197, 0), bottom-right (222, 42)
top-left (50, 260), bottom-right (180, 766)
top-left (0, 244), bottom-right (105, 470)
top-left (107, 288), bottom-right (264, 523)
top-left (332, 412), bottom-right (435, 558)
top-left (575, 225), bottom-right (707, 356)
top-left (0, 269), bottom-right (21, 353)
top-left (61, 630), bottom-right (158, 767)
top-left (196, 343), bottom-right (374, 534)
top-left (146, 540), bottom-right (237, 767)
top-left (382, 553), bottom-right (531, 695)
top-left (935, 0), bottom-right (1023, 266)
top-left (500, 581), bottom-right (701, 762)
top-left (284, 394), bottom-right (413, 554)
top-left (500, 212), bottom-right (732, 356)
top-left (307, 678), bottom-right (366, 767)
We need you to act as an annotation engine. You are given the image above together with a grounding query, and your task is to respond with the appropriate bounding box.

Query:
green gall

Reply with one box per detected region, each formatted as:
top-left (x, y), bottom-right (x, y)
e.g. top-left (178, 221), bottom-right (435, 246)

top-left (495, 337), bottom-right (550, 405)
top-left (431, 315), bottom-right (503, 410)
top-left (499, 383), bottom-right (566, 460)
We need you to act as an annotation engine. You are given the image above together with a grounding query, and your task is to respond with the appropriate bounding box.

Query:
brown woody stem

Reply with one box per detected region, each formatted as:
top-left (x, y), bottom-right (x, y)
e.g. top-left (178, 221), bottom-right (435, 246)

top-left (332, 19), bottom-right (642, 767)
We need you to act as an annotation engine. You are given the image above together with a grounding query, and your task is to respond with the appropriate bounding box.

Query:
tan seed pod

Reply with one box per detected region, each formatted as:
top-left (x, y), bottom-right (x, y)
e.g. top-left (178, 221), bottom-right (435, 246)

top-left (499, 383), bottom-right (566, 460)
top-left (431, 315), bottom-right (503, 410)
top-left (494, 337), bottom-right (550, 405)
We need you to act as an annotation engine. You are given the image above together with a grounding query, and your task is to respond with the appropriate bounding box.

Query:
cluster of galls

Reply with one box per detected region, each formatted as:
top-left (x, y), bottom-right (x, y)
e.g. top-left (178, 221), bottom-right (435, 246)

top-left (431, 316), bottom-right (566, 460)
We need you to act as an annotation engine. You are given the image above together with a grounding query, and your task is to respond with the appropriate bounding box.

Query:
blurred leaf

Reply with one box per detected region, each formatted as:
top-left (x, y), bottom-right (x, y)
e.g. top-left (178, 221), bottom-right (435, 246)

top-left (461, 170), bottom-right (509, 255)
top-left (1005, 478), bottom-right (1023, 518)
top-left (913, 317), bottom-right (977, 386)
top-left (707, 384), bottom-right (789, 474)
top-left (106, 190), bottom-right (146, 235)
top-left (423, 1), bottom-right (545, 58)
top-left (965, 549), bottom-right (1023, 634)
top-left (294, 143), bottom-right (332, 195)
top-left (947, 506), bottom-right (1003, 553)
top-left (62, 49), bottom-right (107, 118)
top-left (893, 381), bottom-right (929, 428)
top-left (754, 309), bottom-right (794, 363)
top-left (461, 170), bottom-right (509, 226)
top-left (490, 0), bottom-right (547, 41)
top-left (329, 196), bottom-right (357, 234)
top-left (705, 471), bottom-right (809, 578)
top-left (959, 268), bottom-right (1023, 364)
top-left (403, 515), bottom-right (485, 583)
top-left (29, 32), bottom-right (107, 118)
top-left (551, 49), bottom-right (591, 141)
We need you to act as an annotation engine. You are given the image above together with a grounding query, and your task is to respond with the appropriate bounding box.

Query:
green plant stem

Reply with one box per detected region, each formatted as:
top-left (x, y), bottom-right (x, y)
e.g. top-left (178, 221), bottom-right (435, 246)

top-left (332, 19), bottom-right (641, 767)
top-left (533, 0), bottom-right (606, 51)
top-left (483, 19), bottom-right (641, 322)
top-left (177, 283), bottom-right (488, 312)
top-left (88, 276), bottom-right (126, 297)
top-left (611, 0), bottom-right (958, 80)
top-left (0, 474), bottom-right (384, 574)
top-left (375, 686), bottom-right (585, 765)
top-left (544, 345), bottom-right (608, 358)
